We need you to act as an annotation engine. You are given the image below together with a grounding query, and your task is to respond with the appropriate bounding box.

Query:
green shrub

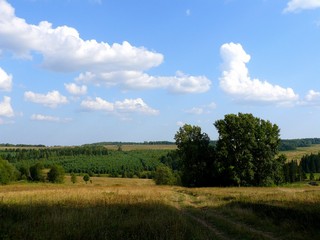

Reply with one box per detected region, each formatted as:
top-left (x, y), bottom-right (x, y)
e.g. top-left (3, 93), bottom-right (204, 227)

top-left (153, 165), bottom-right (176, 185)
top-left (83, 174), bottom-right (90, 184)
top-left (29, 163), bottom-right (45, 182)
top-left (70, 172), bottom-right (77, 184)
top-left (0, 159), bottom-right (18, 184)
top-left (47, 165), bottom-right (65, 183)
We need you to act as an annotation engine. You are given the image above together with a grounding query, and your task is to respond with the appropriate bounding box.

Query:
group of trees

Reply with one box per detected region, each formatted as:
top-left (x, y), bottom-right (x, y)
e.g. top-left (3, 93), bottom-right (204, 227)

top-left (2, 112), bottom-right (319, 187)
top-left (155, 113), bottom-right (286, 187)
top-left (282, 153), bottom-right (320, 183)
top-left (0, 161), bottom-right (65, 184)
top-left (300, 153), bottom-right (320, 173)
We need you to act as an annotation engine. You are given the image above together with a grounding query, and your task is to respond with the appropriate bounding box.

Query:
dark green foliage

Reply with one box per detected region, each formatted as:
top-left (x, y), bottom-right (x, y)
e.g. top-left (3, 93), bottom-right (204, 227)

top-left (160, 150), bottom-right (181, 171)
top-left (47, 165), bottom-right (65, 183)
top-left (310, 172), bottom-right (315, 181)
top-left (300, 153), bottom-right (320, 173)
top-left (214, 113), bottom-right (282, 186)
top-left (0, 145), bottom-right (108, 163)
top-left (0, 159), bottom-right (18, 184)
top-left (279, 138), bottom-right (320, 151)
top-left (174, 124), bottom-right (215, 187)
top-left (6, 149), bottom-right (170, 179)
top-left (70, 172), bottom-right (77, 184)
top-left (29, 163), bottom-right (44, 182)
top-left (83, 174), bottom-right (90, 183)
top-left (153, 165), bottom-right (176, 185)
top-left (18, 164), bottom-right (30, 180)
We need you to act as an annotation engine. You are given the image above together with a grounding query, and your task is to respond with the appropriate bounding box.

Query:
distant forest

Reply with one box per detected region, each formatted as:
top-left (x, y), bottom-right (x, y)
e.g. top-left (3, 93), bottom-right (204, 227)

top-left (278, 138), bottom-right (320, 151)
top-left (2, 138), bottom-right (320, 151)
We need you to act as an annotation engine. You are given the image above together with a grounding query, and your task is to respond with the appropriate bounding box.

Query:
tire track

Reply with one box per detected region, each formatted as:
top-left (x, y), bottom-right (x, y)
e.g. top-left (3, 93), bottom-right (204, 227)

top-left (173, 190), bottom-right (279, 240)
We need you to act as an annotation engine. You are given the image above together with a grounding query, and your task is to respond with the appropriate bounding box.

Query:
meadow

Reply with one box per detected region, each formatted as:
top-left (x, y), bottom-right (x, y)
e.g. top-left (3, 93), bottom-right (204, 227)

top-left (280, 144), bottom-right (320, 161)
top-left (1, 176), bottom-right (320, 240)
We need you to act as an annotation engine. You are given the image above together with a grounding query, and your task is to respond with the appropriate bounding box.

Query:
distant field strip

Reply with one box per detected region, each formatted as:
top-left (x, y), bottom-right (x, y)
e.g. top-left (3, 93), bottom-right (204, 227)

top-left (281, 144), bottom-right (320, 161)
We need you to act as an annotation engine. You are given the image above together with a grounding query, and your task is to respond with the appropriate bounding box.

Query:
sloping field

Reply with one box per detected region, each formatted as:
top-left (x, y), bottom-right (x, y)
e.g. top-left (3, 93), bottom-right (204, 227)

top-left (1, 177), bottom-right (320, 239)
top-left (281, 144), bottom-right (320, 161)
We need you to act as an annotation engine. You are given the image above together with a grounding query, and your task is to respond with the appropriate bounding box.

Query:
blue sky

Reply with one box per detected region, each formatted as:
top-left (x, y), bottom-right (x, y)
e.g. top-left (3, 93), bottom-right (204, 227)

top-left (0, 0), bottom-right (320, 146)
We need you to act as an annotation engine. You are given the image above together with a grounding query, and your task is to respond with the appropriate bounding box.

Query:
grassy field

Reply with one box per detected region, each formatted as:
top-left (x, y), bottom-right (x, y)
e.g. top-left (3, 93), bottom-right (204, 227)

top-left (1, 177), bottom-right (320, 240)
top-left (280, 144), bottom-right (320, 161)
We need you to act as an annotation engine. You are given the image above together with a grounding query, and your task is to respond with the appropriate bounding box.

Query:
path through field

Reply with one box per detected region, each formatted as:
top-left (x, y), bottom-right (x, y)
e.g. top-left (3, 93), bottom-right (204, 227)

top-left (172, 189), bottom-right (279, 240)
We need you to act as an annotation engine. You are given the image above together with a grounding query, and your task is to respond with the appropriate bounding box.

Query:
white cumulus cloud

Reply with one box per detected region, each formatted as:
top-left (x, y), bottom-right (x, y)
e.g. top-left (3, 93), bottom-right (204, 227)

top-left (81, 97), bottom-right (159, 115)
top-left (0, 96), bottom-right (14, 117)
top-left (185, 107), bottom-right (204, 115)
top-left (0, 0), bottom-right (163, 72)
top-left (76, 70), bottom-right (211, 94)
top-left (64, 83), bottom-right (87, 95)
top-left (0, 0), bottom-right (211, 95)
top-left (306, 89), bottom-right (320, 101)
top-left (185, 102), bottom-right (217, 115)
top-left (24, 90), bottom-right (68, 108)
top-left (284, 0), bottom-right (320, 13)
top-left (30, 114), bottom-right (71, 122)
top-left (0, 67), bottom-right (12, 91)
top-left (219, 42), bottom-right (298, 103)
top-left (31, 114), bottom-right (60, 122)
top-left (81, 97), bottom-right (114, 111)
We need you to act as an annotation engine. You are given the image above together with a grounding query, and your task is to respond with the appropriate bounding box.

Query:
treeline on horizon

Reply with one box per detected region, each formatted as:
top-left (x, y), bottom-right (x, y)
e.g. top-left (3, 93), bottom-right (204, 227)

top-left (2, 112), bottom-right (320, 186)
top-left (2, 138), bottom-right (320, 151)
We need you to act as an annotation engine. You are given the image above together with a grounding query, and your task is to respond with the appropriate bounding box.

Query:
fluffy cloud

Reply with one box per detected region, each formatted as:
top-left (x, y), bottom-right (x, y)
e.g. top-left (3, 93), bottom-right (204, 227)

top-left (76, 71), bottom-right (211, 94)
top-left (81, 97), bottom-right (114, 111)
top-left (24, 90), bottom-right (68, 108)
top-left (30, 114), bottom-right (71, 122)
top-left (305, 90), bottom-right (320, 101)
top-left (0, 1), bottom-right (211, 94)
top-left (81, 97), bottom-right (159, 115)
top-left (0, 67), bottom-right (12, 91)
top-left (31, 114), bottom-right (59, 122)
top-left (219, 42), bottom-right (298, 103)
top-left (185, 102), bottom-right (217, 115)
top-left (0, 96), bottom-right (14, 117)
top-left (0, 0), bottom-right (163, 72)
top-left (284, 0), bottom-right (320, 13)
top-left (299, 89), bottom-right (320, 106)
top-left (64, 83), bottom-right (87, 95)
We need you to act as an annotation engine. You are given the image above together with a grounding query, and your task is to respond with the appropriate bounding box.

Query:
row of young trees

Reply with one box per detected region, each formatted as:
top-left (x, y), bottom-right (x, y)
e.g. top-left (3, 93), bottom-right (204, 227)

top-left (156, 113), bottom-right (285, 187)
top-left (1, 146), bottom-right (109, 162)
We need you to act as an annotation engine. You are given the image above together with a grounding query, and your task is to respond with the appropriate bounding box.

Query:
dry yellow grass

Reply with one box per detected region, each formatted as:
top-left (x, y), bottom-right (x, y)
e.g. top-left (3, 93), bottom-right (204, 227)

top-left (2, 178), bottom-right (320, 239)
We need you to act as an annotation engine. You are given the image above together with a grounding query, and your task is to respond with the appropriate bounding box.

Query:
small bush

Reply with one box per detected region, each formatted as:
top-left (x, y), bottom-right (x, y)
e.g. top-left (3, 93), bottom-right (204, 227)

top-left (0, 159), bottom-right (18, 184)
top-left (70, 172), bottom-right (77, 184)
top-left (83, 174), bottom-right (90, 184)
top-left (29, 163), bottom-right (45, 182)
top-left (47, 165), bottom-right (65, 183)
top-left (153, 165), bottom-right (176, 185)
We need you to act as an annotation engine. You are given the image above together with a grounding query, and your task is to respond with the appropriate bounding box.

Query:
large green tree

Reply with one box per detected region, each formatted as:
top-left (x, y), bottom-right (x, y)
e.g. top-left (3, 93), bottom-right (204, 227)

top-left (214, 113), bottom-right (282, 186)
top-left (174, 124), bottom-right (215, 187)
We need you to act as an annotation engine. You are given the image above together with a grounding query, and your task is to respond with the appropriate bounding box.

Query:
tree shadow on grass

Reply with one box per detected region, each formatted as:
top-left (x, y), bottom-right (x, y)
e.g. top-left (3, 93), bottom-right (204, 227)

top-left (0, 201), bottom-right (213, 240)
top-left (185, 199), bottom-right (320, 240)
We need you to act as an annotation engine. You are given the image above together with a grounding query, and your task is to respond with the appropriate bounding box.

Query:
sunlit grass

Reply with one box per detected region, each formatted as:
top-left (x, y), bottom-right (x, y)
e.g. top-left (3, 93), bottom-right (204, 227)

top-left (280, 144), bottom-right (320, 161)
top-left (1, 178), bottom-right (320, 239)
